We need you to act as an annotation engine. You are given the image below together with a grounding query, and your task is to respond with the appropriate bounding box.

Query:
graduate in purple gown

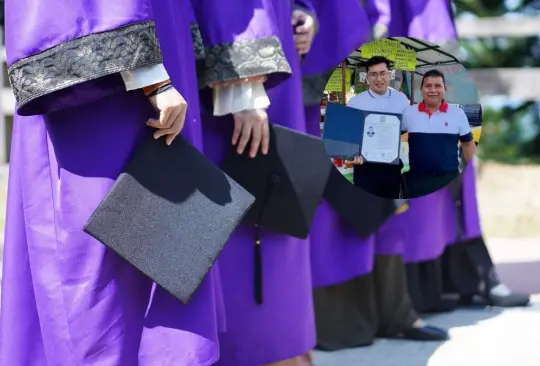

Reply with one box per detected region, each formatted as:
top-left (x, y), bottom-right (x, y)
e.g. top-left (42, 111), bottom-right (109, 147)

top-left (0, 0), bottom-right (228, 364)
top-left (298, 0), bottom-right (375, 352)
top-left (301, 0), bottom-right (373, 291)
top-left (371, 0), bottom-right (532, 311)
top-left (406, 160), bottom-right (530, 311)
top-left (297, 0), bottom-right (447, 353)
top-left (167, 1), bottom-right (318, 365)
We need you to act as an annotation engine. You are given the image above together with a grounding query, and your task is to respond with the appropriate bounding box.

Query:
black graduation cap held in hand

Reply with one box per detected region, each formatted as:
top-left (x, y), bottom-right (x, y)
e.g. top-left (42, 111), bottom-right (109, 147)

top-left (221, 124), bottom-right (331, 238)
top-left (83, 130), bottom-right (255, 305)
top-left (220, 124), bottom-right (332, 304)
top-left (324, 166), bottom-right (398, 237)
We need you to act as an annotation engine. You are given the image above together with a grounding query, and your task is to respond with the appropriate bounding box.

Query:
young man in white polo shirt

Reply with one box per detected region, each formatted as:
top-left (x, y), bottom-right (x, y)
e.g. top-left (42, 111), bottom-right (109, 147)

top-left (402, 69), bottom-right (477, 198)
top-left (347, 56), bottom-right (409, 199)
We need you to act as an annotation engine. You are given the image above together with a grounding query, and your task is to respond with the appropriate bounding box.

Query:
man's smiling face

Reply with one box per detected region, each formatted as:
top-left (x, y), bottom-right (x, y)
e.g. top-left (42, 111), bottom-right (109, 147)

top-left (421, 76), bottom-right (446, 105)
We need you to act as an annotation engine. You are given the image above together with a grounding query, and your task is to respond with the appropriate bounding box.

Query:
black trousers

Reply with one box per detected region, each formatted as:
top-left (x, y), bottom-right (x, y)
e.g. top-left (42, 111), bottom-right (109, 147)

top-left (406, 236), bottom-right (500, 313)
top-left (313, 255), bottom-right (419, 351)
top-left (353, 163), bottom-right (404, 199)
top-left (404, 170), bottom-right (459, 198)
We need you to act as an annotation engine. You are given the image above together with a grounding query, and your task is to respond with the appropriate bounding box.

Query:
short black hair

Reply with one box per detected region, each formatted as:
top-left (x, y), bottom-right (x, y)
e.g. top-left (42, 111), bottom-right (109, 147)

top-left (365, 56), bottom-right (392, 73)
top-left (421, 69), bottom-right (446, 87)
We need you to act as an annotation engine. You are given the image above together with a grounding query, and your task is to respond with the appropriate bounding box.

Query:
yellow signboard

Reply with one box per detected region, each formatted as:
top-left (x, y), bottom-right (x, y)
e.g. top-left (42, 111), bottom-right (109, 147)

top-left (394, 49), bottom-right (417, 71)
top-left (361, 39), bottom-right (401, 60)
top-left (325, 67), bottom-right (352, 92)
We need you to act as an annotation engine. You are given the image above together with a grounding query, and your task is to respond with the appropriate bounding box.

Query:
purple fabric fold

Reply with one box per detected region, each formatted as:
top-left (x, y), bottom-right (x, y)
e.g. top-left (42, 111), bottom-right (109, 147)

top-left (399, 0), bottom-right (457, 44)
top-left (191, 0), bottom-right (278, 46)
top-left (375, 212), bottom-right (408, 255)
top-left (364, 0), bottom-right (392, 29)
top-left (446, 162), bottom-right (482, 244)
top-left (310, 199), bottom-right (375, 287)
top-left (402, 189), bottom-right (456, 263)
top-left (302, 0), bottom-right (370, 76)
top-left (364, 0), bottom-right (456, 44)
top-left (462, 163), bottom-right (482, 240)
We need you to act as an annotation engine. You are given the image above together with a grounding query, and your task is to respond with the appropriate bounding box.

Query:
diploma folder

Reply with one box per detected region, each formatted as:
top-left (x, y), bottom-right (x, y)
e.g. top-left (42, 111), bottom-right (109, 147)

top-left (84, 131), bottom-right (256, 305)
top-left (323, 102), bottom-right (401, 165)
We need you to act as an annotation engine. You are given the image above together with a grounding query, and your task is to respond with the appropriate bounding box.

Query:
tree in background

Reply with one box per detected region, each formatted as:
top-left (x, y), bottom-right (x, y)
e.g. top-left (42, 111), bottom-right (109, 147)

top-left (454, 0), bottom-right (540, 162)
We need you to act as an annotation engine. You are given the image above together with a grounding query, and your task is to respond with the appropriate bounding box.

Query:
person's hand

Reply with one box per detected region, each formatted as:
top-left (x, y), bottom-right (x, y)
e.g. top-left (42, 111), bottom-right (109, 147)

top-left (292, 9), bottom-right (316, 55)
top-left (350, 156), bottom-right (364, 165)
top-left (147, 87), bottom-right (187, 145)
top-left (232, 109), bottom-right (270, 158)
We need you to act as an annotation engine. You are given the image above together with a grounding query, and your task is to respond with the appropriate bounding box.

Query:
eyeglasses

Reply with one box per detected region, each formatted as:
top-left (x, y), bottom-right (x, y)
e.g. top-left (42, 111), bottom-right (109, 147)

top-left (367, 71), bottom-right (390, 79)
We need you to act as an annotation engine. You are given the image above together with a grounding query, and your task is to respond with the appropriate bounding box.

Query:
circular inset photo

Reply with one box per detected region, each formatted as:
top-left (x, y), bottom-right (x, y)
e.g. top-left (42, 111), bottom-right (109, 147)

top-left (320, 37), bottom-right (482, 199)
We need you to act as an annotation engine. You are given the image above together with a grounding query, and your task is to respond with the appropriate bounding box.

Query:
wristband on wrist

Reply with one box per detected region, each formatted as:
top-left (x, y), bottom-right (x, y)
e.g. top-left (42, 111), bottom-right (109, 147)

top-left (148, 83), bottom-right (174, 97)
top-left (143, 79), bottom-right (172, 96)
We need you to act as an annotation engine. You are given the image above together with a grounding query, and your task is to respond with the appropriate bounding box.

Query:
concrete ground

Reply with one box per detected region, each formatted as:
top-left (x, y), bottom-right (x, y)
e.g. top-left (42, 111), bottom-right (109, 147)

top-left (0, 162), bottom-right (539, 365)
top-left (313, 237), bottom-right (540, 366)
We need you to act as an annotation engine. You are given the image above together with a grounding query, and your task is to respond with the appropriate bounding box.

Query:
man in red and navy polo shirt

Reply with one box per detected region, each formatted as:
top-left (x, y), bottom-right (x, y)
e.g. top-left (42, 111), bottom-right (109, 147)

top-left (402, 69), bottom-right (476, 198)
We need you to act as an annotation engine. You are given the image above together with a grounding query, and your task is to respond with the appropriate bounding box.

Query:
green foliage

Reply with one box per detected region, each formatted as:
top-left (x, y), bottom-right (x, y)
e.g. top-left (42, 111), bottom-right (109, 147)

top-left (454, 0), bottom-right (540, 163)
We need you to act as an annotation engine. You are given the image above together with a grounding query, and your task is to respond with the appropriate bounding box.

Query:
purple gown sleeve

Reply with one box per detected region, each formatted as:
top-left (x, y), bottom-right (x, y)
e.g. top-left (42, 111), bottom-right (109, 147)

top-left (364, 0), bottom-right (391, 28)
top-left (189, 0), bottom-right (292, 89)
top-left (5, 0), bottom-right (161, 116)
top-left (300, 0), bottom-right (370, 105)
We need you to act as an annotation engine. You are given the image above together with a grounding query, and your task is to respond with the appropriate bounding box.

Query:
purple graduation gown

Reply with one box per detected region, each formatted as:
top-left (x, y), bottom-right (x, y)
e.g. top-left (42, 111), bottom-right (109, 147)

top-left (301, 0), bottom-right (375, 287)
top-left (363, 0), bottom-right (467, 263)
top-left (447, 161), bottom-right (482, 243)
top-left (1, 1), bottom-right (224, 365)
top-left (184, 1), bottom-right (311, 364)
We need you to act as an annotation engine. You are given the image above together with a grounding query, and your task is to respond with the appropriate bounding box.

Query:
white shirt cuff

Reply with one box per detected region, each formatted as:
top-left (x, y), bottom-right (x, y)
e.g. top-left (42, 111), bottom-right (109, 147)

top-left (213, 81), bottom-right (271, 116)
top-left (120, 64), bottom-right (170, 91)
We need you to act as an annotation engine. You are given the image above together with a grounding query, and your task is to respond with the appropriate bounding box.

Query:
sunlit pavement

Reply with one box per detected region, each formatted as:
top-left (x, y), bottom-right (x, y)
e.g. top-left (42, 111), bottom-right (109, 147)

top-left (314, 302), bottom-right (540, 366)
top-left (0, 165), bottom-right (538, 365)
top-left (314, 238), bottom-right (540, 366)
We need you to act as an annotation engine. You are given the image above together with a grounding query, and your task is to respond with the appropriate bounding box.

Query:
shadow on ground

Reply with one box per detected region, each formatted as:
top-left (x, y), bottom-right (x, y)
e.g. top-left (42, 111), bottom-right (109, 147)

top-left (314, 306), bottom-right (504, 366)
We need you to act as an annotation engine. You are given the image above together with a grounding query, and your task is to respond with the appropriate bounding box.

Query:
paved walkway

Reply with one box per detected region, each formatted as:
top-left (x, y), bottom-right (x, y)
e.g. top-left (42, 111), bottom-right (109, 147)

top-left (313, 302), bottom-right (540, 366)
top-left (313, 236), bottom-right (540, 366)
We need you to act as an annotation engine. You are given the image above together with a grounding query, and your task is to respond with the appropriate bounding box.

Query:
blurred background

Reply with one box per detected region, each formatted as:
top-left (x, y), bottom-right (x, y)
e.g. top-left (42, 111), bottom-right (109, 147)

top-left (452, 0), bottom-right (540, 237)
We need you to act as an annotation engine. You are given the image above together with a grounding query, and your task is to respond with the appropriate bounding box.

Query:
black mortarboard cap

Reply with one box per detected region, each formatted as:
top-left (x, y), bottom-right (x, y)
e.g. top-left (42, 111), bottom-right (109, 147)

top-left (221, 124), bottom-right (331, 238)
top-left (324, 165), bottom-right (398, 237)
top-left (220, 124), bottom-right (332, 303)
top-left (84, 131), bottom-right (255, 305)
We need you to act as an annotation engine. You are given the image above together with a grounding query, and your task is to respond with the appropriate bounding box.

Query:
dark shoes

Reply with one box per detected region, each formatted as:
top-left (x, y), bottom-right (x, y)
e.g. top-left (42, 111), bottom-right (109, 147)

top-left (488, 292), bottom-right (530, 307)
top-left (400, 325), bottom-right (449, 341)
top-left (459, 292), bottom-right (531, 308)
